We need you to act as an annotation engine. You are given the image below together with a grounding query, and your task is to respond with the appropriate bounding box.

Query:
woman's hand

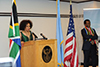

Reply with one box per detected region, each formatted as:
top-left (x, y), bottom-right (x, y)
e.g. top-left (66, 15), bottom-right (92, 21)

top-left (21, 41), bottom-right (24, 46)
top-left (20, 33), bottom-right (24, 46)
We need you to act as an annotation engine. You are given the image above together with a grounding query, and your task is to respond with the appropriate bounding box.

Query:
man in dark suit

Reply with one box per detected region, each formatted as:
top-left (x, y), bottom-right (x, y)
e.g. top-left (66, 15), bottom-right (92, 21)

top-left (81, 19), bottom-right (98, 67)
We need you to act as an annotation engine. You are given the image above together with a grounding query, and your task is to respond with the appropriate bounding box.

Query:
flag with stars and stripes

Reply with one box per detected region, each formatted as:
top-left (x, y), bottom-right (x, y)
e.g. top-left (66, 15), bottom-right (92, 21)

top-left (64, 2), bottom-right (79, 67)
top-left (56, 0), bottom-right (64, 67)
top-left (8, 0), bottom-right (21, 67)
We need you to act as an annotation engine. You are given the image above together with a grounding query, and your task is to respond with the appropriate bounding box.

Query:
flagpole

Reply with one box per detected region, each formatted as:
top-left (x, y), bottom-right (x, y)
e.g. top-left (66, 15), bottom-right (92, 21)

top-left (70, 0), bottom-right (72, 5)
top-left (56, 0), bottom-right (58, 17)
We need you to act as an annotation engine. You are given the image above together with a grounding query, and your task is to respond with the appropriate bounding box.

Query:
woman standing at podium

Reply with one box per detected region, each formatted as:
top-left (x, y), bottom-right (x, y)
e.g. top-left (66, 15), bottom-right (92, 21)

top-left (19, 20), bottom-right (35, 45)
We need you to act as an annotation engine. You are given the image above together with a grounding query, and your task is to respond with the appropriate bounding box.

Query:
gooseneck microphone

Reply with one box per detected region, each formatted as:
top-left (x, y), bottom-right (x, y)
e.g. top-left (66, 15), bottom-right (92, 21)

top-left (40, 33), bottom-right (48, 40)
top-left (32, 32), bottom-right (38, 38)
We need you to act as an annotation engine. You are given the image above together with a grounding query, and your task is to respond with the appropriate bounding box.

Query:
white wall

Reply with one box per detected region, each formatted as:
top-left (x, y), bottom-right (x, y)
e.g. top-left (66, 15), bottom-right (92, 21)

top-left (0, 0), bottom-right (100, 63)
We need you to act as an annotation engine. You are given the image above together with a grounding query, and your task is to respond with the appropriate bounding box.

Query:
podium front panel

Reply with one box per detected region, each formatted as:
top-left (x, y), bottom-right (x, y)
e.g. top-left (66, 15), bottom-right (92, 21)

top-left (21, 39), bottom-right (57, 67)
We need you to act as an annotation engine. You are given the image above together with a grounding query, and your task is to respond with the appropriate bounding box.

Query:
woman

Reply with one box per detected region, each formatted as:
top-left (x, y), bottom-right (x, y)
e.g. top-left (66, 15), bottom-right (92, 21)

top-left (19, 20), bottom-right (35, 45)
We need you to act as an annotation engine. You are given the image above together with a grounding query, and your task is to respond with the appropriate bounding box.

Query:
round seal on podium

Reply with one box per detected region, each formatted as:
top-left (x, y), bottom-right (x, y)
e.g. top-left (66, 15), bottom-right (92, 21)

top-left (42, 46), bottom-right (52, 63)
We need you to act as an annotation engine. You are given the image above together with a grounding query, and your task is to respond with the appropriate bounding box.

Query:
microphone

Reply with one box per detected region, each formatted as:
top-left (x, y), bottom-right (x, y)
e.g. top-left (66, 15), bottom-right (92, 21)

top-left (32, 32), bottom-right (38, 38)
top-left (40, 33), bottom-right (47, 40)
top-left (98, 40), bottom-right (100, 43)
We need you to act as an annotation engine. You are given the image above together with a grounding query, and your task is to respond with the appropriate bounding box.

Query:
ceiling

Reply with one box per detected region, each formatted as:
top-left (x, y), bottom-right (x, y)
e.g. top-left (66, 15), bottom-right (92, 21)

top-left (50, 0), bottom-right (100, 3)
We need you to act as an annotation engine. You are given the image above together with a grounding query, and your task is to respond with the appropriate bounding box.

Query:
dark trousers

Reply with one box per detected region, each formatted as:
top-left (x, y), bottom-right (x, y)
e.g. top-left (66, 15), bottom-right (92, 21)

top-left (83, 45), bottom-right (97, 67)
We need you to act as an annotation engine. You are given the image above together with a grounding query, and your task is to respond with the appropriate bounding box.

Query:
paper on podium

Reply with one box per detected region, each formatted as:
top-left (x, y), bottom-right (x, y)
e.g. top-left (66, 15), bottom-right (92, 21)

top-left (0, 57), bottom-right (16, 67)
top-left (99, 43), bottom-right (100, 67)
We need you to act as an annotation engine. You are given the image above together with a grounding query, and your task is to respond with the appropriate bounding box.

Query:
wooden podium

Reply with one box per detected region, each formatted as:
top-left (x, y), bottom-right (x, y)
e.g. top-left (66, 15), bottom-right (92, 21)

top-left (20, 39), bottom-right (57, 67)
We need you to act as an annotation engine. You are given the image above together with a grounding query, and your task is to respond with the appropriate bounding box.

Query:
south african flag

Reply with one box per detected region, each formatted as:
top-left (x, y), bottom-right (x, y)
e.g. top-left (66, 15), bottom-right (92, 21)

top-left (8, 0), bottom-right (21, 67)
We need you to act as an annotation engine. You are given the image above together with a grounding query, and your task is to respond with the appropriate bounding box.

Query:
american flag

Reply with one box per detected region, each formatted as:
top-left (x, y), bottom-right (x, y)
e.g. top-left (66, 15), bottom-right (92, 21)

top-left (64, 4), bottom-right (79, 67)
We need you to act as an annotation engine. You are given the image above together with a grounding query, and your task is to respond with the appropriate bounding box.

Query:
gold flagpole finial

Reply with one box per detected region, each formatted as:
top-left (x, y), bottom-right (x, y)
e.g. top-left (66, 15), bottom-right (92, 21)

top-left (14, 0), bottom-right (16, 5)
top-left (70, 0), bottom-right (72, 5)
